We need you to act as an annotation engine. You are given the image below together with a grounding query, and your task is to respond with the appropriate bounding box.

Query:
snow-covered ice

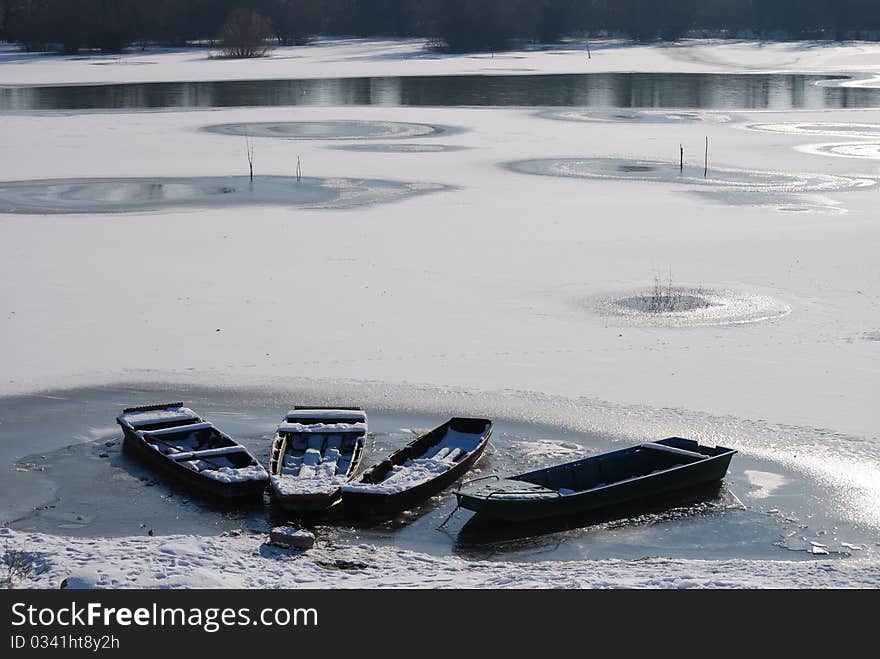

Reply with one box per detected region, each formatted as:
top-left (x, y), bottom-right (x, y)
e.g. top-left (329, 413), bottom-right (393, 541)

top-left (3, 527), bottom-right (879, 589)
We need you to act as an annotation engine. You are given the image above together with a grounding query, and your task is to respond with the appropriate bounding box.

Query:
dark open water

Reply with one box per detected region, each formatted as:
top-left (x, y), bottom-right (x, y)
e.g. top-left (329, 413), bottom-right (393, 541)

top-left (2, 72), bottom-right (878, 111)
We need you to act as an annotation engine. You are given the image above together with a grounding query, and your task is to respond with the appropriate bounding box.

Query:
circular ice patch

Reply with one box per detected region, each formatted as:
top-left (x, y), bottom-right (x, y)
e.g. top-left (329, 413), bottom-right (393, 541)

top-left (537, 109), bottom-right (733, 124)
top-left (203, 120), bottom-right (448, 141)
top-left (328, 142), bottom-right (468, 153)
top-left (745, 122), bottom-right (880, 139)
top-left (327, 143), bottom-right (468, 153)
top-left (0, 176), bottom-right (448, 214)
top-left (593, 288), bottom-right (791, 327)
top-left (798, 142), bottom-right (880, 160)
top-left (505, 157), bottom-right (876, 194)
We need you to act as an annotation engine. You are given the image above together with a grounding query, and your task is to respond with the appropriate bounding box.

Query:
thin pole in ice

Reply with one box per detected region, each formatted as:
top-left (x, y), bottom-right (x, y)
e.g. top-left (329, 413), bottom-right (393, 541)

top-left (704, 136), bottom-right (709, 179)
top-left (245, 130), bottom-right (255, 183)
top-left (296, 156), bottom-right (302, 183)
top-left (680, 144), bottom-right (684, 173)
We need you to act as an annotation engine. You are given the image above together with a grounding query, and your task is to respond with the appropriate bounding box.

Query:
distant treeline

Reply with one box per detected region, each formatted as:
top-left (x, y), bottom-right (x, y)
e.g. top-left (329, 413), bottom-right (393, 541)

top-left (2, 0), bottom-right (880, 54)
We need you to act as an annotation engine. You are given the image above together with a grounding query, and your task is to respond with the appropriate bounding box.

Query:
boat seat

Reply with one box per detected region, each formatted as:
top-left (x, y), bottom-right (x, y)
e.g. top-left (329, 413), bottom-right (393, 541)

top-left (167, 445), bottom-right (249, 461)
top-left (141, 421), bottom-right (214, 437)
top-left (467, 478), bottom-right (559, 499)
top-left (643, 443), bottom-right (707, 460)
top-left (128, 412), bottom-right (200, 429)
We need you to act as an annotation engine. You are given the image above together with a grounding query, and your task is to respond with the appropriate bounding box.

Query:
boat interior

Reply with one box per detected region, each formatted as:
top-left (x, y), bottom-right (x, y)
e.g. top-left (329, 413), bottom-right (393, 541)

top-left (277, 432), bottom-right (361, 479)
top-left (515, 440), bottom-right (718, 494)
top-left (140, 423), bottom-right (255, 471)
top-left (362, 418), bottom-right (490, 484)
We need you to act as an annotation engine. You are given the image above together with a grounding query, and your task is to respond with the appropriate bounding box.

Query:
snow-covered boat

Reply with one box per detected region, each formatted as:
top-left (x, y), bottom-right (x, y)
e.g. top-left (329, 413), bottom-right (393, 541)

top-left (454, 437), bottom-right (735, 522)
top-left (116, 403), bottom-right (269, 499)
top-left (341, 417), bottom-right (493, 519)
top-left (268, 407), bottom-right (367, 511)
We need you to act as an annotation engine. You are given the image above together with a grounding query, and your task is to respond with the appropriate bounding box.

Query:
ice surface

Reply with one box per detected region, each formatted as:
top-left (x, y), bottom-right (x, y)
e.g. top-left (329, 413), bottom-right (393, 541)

top-left (744, 470), bottom-right (789, 500)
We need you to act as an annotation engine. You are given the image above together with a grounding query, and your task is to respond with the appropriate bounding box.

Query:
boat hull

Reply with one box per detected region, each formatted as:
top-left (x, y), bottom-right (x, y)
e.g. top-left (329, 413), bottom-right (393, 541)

top-left (342, 438), bottom-right (489, 519)
top-left (270, 450), bottom-right (366, 512)
top-left (455, 446), bottom-right (734, 523)
top-left (120, 427), bottom-right (267, 500)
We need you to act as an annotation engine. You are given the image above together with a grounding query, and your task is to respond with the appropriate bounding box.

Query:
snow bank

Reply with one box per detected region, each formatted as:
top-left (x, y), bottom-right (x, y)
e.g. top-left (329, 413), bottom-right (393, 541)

top-left (4, 527), bottom-right (878, 589)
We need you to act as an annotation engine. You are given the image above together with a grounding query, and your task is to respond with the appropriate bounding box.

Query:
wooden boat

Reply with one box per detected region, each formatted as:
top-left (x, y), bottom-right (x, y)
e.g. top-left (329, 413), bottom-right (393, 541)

top-left (268, 407), bottom-right (367, 511)
top-left (116, 403), bottom-right (269, 499)
top-left (454, 437), bottom-right (735, 522)
top-left (341, 417), bottom-right (493, 519)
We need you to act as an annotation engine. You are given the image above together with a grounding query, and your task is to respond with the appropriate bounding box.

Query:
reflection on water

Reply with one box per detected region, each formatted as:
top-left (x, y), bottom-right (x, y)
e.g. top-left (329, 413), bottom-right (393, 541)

top-left (2, 73), bottom-right (878, 111)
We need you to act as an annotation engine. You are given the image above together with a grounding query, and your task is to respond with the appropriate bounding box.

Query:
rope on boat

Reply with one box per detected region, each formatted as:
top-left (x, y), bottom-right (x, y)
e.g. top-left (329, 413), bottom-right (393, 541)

top-left (437, 502), bottom-right (461, 529)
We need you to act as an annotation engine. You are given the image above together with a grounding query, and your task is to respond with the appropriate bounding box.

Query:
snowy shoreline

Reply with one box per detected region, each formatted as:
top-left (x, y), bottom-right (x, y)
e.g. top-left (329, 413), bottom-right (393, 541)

top-left (4, 527), bottom-right (878, 589)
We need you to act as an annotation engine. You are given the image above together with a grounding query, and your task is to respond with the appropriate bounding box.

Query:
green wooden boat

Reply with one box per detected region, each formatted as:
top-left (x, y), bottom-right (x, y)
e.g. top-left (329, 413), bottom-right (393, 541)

top-left (454, 437), bottom-right (735, 522)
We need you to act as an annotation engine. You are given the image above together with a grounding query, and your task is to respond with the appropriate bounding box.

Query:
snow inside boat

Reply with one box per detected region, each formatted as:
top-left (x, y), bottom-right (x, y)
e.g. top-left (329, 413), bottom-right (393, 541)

top-left (454, 437), bottom-right (736, 522)
top-left (341, 417), bottom-right (493, 519)
top-left (116, 403), bottom-right (269, 499)
top-left (268, 407), bottom-right (367, 511)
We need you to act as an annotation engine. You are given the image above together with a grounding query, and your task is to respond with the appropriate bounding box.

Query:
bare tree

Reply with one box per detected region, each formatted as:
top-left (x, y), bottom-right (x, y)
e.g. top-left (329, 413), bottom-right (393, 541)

top-left (219, 9), bottom-right (272, 59)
